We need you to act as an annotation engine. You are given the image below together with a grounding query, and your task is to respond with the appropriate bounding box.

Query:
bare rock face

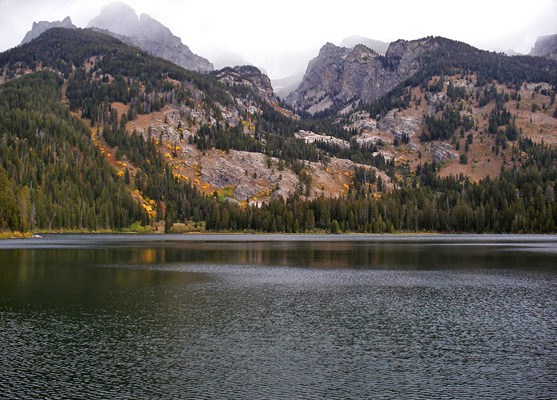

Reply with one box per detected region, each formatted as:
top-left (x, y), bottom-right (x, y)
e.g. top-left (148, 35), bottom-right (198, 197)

top-left (20, 17), bottom-right (76, 45)
top-left (530, 34), bottom-right (557, 62)
top-left (348, 111), bottom-right (377, 132)
top-left (216, 65), bottom-right (276, 104)
top-left (378, 110), bottom-right (422, 139)
top-left (199, 151), bottom-right (294, 201)
top-left (432, 144), bottom-right (457, 162)
top-left (87, 3), bottom-right (213, 72)
top-left (286, 43), bottom-right (350, 115)
top-left (295, 130), bottom-right (350, 148)
top-left (286, 38), bottom-right (440, 115)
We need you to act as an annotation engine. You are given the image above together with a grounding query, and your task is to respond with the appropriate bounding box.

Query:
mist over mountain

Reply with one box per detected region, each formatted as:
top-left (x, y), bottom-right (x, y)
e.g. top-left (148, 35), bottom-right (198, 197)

top-left (86, 2), bottom-right (213, 72)
top-left (211, 52), bottom-right (252, 70)
top-left (530, 34), bottom-right (557, 61)
top-left (18, 3), bottom-right (214, 73)
top-left (272, 72), bottom-right (305, 99)
top-left (1, 26), bottom-right (556, 234)
top-left (86, 2), bottom-right (140, 37)
top-left (504, 49), bottom-right (523, 56)
top-left (340, 36), bottom-right (389, 55)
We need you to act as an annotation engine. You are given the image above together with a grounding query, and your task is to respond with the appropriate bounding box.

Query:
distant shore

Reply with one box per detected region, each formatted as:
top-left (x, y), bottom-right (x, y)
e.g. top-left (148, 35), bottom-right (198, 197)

top-left (3, 229), bottom-right (555, 240)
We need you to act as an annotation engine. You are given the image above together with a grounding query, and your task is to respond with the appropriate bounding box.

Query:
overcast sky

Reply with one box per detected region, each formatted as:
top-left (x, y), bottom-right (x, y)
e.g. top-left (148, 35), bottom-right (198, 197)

top-left (1, 0), bottom-right (556, 79)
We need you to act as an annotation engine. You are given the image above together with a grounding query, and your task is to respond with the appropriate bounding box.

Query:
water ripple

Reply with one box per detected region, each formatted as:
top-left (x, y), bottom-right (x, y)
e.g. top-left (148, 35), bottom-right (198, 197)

top-left (1, 240), bottom-right (556, 399)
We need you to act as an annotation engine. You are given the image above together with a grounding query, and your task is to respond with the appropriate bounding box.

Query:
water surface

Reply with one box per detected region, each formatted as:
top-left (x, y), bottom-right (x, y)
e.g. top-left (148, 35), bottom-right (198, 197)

top-left (1, 234), bottom-right (556, 398)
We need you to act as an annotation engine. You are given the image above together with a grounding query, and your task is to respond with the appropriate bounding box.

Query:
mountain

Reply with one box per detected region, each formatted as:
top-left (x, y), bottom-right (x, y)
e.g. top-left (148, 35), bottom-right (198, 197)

top-left (0, 28), bottom-right (391, 230)
top-left (530, 34), bottom-right (557, 61)
top-left (504, 49), bottom-right (523, 57)
top-left (272, 72), bottom-right (305, 98)
top-left (340, 36), bottom-right (389, 55)
top-left (86, 2), bottom-right (140, 36)
top-left (286, 37), bottom-right (557, 116)
top-left (216, 65), bottom-right (278, 104)
top-left (87, 2), bottom-right (213, 72)
top-left (209, 51), bottom-right (252, 70)
top-left (286, 38), bottom-right (435, 115)
top-left (20, 17), bottom-right (76, 45)
top-left (1, 28), bottom-right (556, 234)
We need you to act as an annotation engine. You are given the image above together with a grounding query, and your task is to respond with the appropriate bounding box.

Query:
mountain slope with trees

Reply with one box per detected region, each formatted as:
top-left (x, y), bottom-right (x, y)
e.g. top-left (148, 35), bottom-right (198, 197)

top-left (287, 37), bottom-right (556, 117)
top-left (0, 28), bottom-right (555, 234)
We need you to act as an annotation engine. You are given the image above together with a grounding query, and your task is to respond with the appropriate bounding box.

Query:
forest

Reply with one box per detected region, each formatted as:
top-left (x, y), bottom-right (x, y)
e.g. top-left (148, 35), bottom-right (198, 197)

top-left (0, 28), bottom-right (556, 234)
top-left (202, 140), bottom-right (557, 234)
top-left (0, 71), bottom-right (148, 232)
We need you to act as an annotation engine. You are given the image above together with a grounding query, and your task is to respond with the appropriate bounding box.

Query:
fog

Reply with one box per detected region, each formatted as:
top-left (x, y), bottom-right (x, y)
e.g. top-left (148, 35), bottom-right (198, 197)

top-left (0, 0), bottom-right (555, 79)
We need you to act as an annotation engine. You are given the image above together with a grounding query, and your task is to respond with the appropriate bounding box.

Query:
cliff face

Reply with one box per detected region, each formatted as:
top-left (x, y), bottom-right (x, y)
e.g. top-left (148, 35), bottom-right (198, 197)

top-left (20, 17), bottom-right (76, 45)
top-left (126, 14), bottom-right (213, 72)
top-left (286, 38), bottom-right (440, 115)
top-left (216, 65), bottom-right (276, 103)
top-left (87, 3), bottom-right (213, 72)
top-left (530, 34), bottom-right (557, 62)
top-left (285, 43), bottom-right (350, 114)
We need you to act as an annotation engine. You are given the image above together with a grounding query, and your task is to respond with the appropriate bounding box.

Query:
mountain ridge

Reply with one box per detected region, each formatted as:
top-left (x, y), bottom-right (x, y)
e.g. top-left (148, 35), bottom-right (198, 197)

top-left (1, 27), bottom-right (556, 234)
top-left (20, 16), bottom-right (76, 45)
top-left (287, 36), bottom-right (557, 116)
top-left (530, 33), bottom-right (557, 61)
top-left (87, 2), bottom-right (213, 72)
top-left (286, 37), bottom-right (439, 115)
top-left (18, 2), bottom-right (213, 73)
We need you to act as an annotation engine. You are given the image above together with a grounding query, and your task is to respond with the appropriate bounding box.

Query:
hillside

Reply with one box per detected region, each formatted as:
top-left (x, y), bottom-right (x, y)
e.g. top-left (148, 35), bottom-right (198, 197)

top-left (19, 3), bottom-right (213, 73)
top-left (0, 28), bottom-right (556, 234)
top-left (287, 37), bottom-right (557, 116)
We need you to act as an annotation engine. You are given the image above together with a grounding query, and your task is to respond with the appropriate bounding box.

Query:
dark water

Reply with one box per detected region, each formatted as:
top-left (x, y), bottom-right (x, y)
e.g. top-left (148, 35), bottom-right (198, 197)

top-left (1, 234), bottom-right (556, 399)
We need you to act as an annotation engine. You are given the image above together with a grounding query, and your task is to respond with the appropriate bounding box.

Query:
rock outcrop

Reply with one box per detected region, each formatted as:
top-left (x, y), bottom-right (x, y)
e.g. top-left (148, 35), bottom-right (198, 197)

top-left (20, 17), bottom-right (76, 45)
top-left (216, 65), bottom-right (276, 104)
top-left (378, 110), bottom-right (422, 139)
top-left (530, 34), bottom-right (557, 62)
top-left (295, 130), bottom-right (350, 148)
top-left (432, 144), bottom-right (457, 162)
top-left (87, 2), bottom-right (213, 72)
top-left (286, 38), bottom-right (439, 115)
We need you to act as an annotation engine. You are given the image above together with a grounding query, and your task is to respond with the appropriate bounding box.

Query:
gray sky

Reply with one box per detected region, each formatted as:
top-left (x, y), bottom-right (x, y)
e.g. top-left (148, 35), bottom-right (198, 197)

top-left (1, 0), bottom-right (556, 79)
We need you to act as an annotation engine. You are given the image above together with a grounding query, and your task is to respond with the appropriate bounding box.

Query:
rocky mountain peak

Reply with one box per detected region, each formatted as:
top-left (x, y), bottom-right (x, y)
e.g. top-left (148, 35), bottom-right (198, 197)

top-left (20, 16), bottom-right (76, 45)
top-left (286, 38), bottom-right (435, 115)
top-left (217, 65), bottom-right (277, 103)
top-left (320, 42), bottom-right (350, 58)
top-left (87, 2), bottom-right (139, 36)
top-left (530, 34), bottom-right (557, 61)
top-left (386, 37), bottom-right (438, 57)
top-left (349, 44), bottom-right (380, 58)
top-left (136, 13), bottom-right (182, 47)
top-left (86, 2), bottom-right (213, 72)
top-left (285, 43), bottom-right (350, 114)
top-left (352, 43), bottom-right (374, 52)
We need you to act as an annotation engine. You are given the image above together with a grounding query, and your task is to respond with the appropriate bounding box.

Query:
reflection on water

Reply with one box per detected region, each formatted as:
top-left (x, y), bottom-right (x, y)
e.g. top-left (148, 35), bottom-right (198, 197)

top-left (2, 234), bottom-right (557, 271)
top-left (1, 234), bottom-right (556, 399)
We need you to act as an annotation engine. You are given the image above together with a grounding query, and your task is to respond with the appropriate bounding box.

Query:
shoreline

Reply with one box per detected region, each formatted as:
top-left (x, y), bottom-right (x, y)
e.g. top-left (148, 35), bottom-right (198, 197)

top-left (1, 230), bottom-right (556, 240)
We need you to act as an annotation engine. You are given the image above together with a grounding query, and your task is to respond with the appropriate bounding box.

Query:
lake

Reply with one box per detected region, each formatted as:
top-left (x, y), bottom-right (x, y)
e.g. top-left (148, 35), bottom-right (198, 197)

top-left (1, 234), bottom-right (556, 399)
